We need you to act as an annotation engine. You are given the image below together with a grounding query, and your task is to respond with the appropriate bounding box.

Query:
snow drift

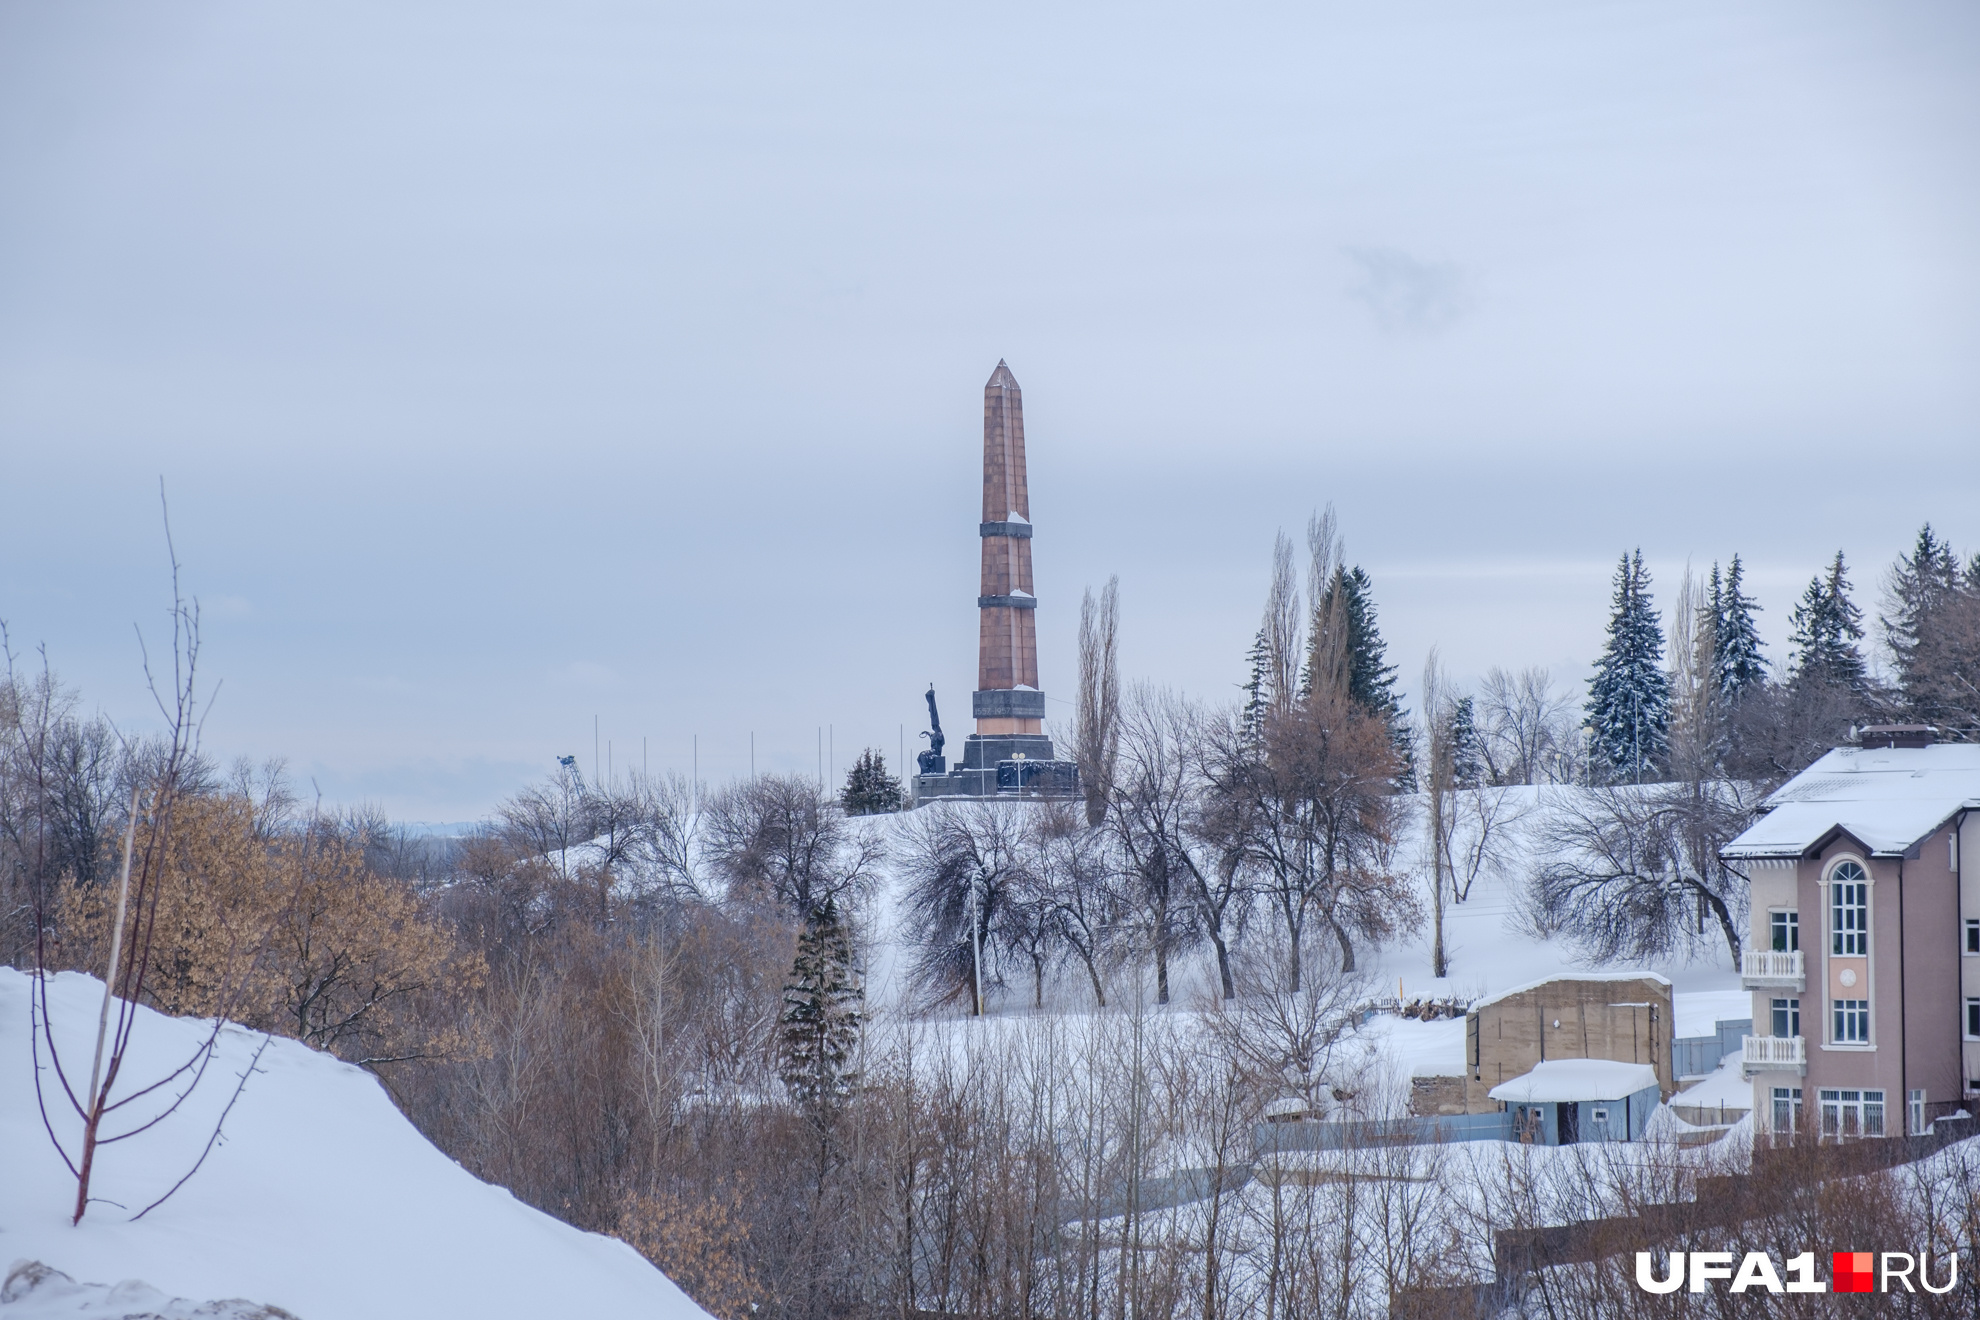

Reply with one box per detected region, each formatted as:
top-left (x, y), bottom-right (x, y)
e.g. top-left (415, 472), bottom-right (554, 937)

top-left (0, 969), bottom-right (711, 1320)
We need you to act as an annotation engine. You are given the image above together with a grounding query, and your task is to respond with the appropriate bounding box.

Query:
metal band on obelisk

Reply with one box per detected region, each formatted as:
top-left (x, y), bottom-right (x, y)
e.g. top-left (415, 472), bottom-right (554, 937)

top-left (912, 361), bottom-right (1079, 803)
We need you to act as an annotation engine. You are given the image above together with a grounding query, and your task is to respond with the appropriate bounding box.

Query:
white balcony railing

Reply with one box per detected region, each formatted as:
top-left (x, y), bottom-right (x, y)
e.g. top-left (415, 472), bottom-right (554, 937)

top-left (1741, 1035), bottom-right (1807, 1077)
top-left (1740, 949), bottom-right (1805, 990)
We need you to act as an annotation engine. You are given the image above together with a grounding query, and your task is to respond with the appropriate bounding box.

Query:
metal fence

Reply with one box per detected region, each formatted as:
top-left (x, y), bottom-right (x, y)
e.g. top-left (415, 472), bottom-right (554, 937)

top-left (1673, 1018), bottom-right (1751, 1080)
top-left (1255, 1110), bottom-right (1515, 1155)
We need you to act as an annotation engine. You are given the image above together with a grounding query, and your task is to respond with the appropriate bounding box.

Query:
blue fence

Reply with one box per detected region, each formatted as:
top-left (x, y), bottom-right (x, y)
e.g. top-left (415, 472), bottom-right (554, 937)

top-left (1254, 1111), bottom-right (1515, 1155)
top-left (1673, 1018), bottom-right (1751, 1080)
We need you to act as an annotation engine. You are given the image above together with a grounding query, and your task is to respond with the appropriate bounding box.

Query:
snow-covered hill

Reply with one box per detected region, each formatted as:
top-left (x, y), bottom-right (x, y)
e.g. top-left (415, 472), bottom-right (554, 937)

top-left (0, 969), bottom-right (711, 1320)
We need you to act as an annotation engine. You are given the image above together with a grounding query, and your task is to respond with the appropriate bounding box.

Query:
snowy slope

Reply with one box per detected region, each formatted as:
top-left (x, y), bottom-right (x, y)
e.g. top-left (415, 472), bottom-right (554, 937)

top-left (0, 970), bottom-right (711, 1320)
top-left (860, 787), bottom-right (1744, 1088)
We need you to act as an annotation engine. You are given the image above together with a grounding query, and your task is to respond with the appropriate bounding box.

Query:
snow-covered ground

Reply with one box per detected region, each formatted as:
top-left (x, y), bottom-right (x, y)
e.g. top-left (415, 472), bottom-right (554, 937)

top-left (0, 969), bottom-right (710, 1320)
top-left (861, 787), bottom-right (1747, 1091)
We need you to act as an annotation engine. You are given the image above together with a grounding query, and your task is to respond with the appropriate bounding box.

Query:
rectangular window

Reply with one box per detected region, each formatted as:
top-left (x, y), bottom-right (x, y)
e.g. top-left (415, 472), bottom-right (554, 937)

top-left (1910, 1089), bottom-right (1927, 1136)
top-left (1832, 881), bottom-right (1868, 955)
top-left (1966, 919), bottom-right (1979, 955)
top-left (1819, 1089), bottom-right (1885, 1138)
top-left (1772, 1086), bottom-right (1802, 1134)
top-left (1966, 998), bottom-right (1980, 1040)
top-left (1833, 999), bottom-right (1870, 1043)
top-left (1771, 997), bottom-right (1801, 1038)
top-left (1771, 910), bottom-right (1800, 952)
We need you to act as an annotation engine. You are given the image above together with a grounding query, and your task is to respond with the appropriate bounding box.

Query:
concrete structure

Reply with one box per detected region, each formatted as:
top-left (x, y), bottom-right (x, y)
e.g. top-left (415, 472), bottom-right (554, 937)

top-left (1724, 731), bottom-right (1980, 1140)
top-left (1456, 973), bottom-right (1675, 1114)
top-left (1489, 1060), bottom-right (1663, 1145)
top-left (914, 362), bottom-right (1079, 803)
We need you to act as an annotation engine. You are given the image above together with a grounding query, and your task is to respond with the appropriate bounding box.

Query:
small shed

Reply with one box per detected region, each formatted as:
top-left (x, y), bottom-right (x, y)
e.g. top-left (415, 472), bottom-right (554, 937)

top-left (1460, 973), bottom-right (1673, 1112)
top-left (1488, 1059), bottom-right (1661, 1145)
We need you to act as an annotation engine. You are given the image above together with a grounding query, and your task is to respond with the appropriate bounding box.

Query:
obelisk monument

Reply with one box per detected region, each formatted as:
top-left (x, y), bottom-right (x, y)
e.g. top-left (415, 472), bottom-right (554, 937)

top-left (974, 361), bottom-right (1044, 736)
top-left (913, 361), bottom-right (1078, 802)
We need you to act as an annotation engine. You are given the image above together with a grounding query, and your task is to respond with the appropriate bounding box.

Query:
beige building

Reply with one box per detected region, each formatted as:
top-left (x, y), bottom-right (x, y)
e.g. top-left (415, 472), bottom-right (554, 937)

top-left (1442, 973), bottom-right (1675, 1114)
top-left (1724, 729), bottom-right (1980, 1140)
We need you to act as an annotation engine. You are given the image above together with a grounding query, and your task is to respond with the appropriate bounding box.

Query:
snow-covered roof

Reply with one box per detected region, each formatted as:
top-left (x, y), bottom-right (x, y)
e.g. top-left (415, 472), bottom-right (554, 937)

top-left (1469, 971), bottom-right (1671, 1015)
top-left (1722, 743), bottom-right (1980, 860)
top-left (1488, 1059), bottom-right (1660, 1104)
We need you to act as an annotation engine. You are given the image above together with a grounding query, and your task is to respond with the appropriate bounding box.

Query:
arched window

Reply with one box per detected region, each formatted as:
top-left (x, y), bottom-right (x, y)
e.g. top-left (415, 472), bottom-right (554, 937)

top-left (1830, 860), bottom-right (1868, 956)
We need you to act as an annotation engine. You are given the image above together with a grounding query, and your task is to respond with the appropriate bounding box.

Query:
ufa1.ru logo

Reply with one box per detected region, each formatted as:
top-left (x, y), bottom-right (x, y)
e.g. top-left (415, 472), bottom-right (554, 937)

top-left (1634, 1251), bottom-right (1957, 1294)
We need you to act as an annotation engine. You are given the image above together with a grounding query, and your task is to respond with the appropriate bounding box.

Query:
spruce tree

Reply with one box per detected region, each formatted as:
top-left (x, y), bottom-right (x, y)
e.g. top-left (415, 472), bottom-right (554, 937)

top-left (778, 897), bottom-right (863, 1120)
top-left (1881, 524), bottom-right (1963, 718)
top-left (1447, 695), bottom-right (1484, 789)
top-left (1712, 555), bottom-right (1767, 704)
top-left (1321, 566), bottom-right (1415, 786)
top-left (1585, 549), bottom-right (1670, 781)
top-left (1239, 624), bottom-right (1272, 743)
top-left (1787, 550), bottom-right (1868, 695)
top-left (840, 747), bottom-right (904, 815)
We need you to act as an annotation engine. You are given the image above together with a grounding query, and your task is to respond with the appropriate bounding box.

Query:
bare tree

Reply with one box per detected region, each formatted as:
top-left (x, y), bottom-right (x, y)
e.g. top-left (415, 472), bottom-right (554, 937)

top-left (896, 802), bottom-right (1028, 1012)
top-left (1262, 532), bottom-right (1304, 726)
top-left (1111, 685), bottom-right (1243, 1003)
top-left (18, 512), bottom-right (273, 1225)
top-left (1029, 801), bottom-right (1124, 1006)
top-left (1301, 507), bottom-right (1349, 704)
top-left (1223, 675), bottom-right (1412, 987)
top-left (1444, 785), bottom-right (1529, 904)
top-left (1524, 781), bottom-right (1757, 965)
top-left (1419, 652), bottom-right (1451, 978)
top-left (703, 773), bottom-right (881, 921)
top-left (1072, 576), bottom-right (1121, 829)
top-left (1476, 666), bottom-right (1576, 786)
top-left (1203, 945), bottom-right (1367, 1115)
top-left (1666, 562), bottom-right (1723, 781)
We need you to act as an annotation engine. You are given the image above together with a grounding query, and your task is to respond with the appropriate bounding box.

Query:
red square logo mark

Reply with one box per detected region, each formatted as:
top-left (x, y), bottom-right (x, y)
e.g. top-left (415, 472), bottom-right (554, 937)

top-left (1833, 1251), bottom-right (1875, 1293)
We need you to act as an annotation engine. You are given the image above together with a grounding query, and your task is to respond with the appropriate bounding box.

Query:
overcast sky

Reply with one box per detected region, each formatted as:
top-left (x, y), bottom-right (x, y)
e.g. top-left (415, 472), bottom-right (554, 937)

top-left (3, 1), bottom-right (1976, 820)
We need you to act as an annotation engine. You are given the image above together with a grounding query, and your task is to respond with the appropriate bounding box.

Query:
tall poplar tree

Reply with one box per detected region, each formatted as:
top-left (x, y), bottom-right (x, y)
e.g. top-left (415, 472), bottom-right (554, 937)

top-left (1586, 549), bottom-right (1670, 781)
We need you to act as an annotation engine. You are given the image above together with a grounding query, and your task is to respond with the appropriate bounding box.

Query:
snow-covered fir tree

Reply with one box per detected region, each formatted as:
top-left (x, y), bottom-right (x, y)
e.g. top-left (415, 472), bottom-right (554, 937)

top-left (1881, 524), bottom-right (1965, 717)
top-left (1787, 550), bottom-right (1868, 695)
top-left (1447, 694), bottom-right (1484, 789)
top-left (1711, 554), bottom-right (1767, 704)
top-left (1585, 549), bottom-right (1670, 781)
top-left (1239, 623), bottom-right (1272, 743)
top-left (839, 747), bottom-right (904, 815)
top-left (778, 897), bottom-right (863, 1118)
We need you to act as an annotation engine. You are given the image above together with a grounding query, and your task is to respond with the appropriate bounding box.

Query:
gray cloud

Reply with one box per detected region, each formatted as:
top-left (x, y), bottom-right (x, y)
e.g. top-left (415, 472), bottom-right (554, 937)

top-left (1346, 247), bottom-right (1470, 334)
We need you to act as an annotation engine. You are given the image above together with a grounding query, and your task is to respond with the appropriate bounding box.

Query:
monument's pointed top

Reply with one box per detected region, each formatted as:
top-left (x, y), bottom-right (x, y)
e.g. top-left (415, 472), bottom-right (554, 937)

top-left (986, 359), bottom-right (1018, 389)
